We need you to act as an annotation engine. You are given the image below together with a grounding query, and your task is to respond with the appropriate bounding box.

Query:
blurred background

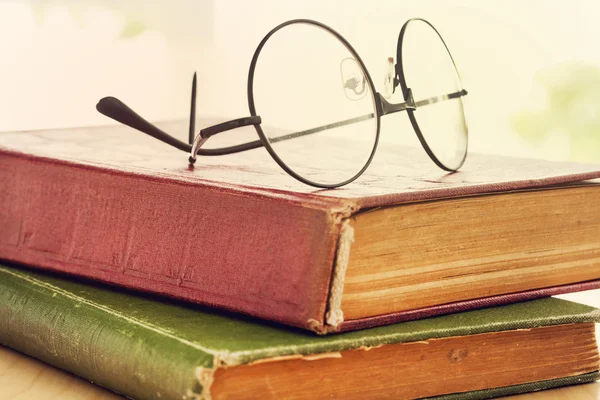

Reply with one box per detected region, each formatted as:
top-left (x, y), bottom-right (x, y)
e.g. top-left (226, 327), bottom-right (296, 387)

top-left (1, 0), bottom-right (599, 163)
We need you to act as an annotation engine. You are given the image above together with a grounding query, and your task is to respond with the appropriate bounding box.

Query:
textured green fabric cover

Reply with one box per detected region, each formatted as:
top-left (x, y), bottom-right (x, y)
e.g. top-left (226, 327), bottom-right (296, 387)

top-left (0, 263), bottom-right (598, 400)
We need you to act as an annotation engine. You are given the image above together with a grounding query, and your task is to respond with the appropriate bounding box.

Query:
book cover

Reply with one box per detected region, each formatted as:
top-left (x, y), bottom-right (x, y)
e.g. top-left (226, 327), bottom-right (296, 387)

top-left (1, 123), bottom-right (600, 333)
top-left (0, 263), bottom-right (598, 400)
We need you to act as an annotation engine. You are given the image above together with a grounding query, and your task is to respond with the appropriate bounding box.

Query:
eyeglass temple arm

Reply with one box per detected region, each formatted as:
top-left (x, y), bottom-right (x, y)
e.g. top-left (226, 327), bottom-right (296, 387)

top-left (189, 116), bottom-right (262, 163)
top-left (96, 97), bottom-right (193, 152)
top-left (415, 89), bottom-right (467, 108)
top-left (96, 96), bottom-right (264, 156)
top-left (97, 87), bottom-right (466, 160)
top-left (218, 88), bottom-right (468, 151)
top-left (190, 88), bottom-right (468, 158)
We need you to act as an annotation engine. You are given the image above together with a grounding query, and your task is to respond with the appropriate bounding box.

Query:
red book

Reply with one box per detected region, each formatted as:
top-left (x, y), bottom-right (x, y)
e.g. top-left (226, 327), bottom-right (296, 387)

top-left (1, 122), bottom-right (600, 333)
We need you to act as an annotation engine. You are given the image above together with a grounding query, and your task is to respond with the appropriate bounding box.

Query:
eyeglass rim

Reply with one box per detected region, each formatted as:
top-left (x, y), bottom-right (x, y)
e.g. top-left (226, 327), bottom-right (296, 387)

top-left (247, 18), bottom-right (382, 189)
top-left (396, 17), bottom-right (469, 172)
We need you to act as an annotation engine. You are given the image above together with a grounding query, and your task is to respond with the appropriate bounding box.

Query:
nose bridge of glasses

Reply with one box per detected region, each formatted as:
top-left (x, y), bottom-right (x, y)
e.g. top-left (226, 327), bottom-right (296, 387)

top-left (378, 88), bottom-right (416, 116)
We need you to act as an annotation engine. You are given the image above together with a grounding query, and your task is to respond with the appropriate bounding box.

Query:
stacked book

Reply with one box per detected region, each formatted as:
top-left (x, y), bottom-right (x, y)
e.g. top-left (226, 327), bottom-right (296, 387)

top-left (1, 122), bottom-right (599, 399)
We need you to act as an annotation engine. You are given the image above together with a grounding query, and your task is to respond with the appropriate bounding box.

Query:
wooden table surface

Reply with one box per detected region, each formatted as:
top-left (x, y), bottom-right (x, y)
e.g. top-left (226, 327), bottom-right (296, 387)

top-left (2, 290), bottom-right (598, 399)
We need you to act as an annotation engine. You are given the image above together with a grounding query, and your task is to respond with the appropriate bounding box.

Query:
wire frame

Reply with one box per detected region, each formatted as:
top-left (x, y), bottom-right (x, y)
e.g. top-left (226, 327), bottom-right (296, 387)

top-left (94, 18), bottom-right (469, 189)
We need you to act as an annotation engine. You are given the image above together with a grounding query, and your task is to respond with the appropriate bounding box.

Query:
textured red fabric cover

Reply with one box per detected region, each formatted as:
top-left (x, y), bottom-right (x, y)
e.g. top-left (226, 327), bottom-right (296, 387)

top-left (1, 123), bottom-right (600, 333)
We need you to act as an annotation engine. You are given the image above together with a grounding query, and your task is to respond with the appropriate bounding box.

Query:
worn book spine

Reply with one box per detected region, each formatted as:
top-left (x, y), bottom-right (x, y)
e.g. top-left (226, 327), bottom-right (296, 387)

top-left (0, 151), bottom-right (349, 332)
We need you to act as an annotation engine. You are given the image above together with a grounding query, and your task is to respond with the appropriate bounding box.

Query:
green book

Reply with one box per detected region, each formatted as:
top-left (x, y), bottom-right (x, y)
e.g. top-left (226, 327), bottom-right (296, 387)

top-left (0, 263), bottom-right (598, 400)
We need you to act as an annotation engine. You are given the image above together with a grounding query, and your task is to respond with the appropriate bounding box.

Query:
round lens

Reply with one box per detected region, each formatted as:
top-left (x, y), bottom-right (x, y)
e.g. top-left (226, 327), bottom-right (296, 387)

top-left (398, 19), bottom-right (468, 171)
top-left (249, 20), bottom-right (379, 187)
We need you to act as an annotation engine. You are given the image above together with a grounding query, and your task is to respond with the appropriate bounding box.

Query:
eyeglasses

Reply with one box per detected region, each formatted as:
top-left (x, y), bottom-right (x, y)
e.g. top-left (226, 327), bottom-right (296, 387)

top-left (96, 18), bottom-right (468, 188)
